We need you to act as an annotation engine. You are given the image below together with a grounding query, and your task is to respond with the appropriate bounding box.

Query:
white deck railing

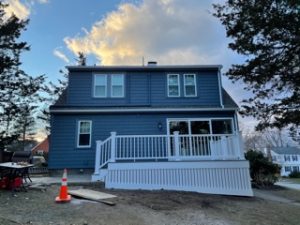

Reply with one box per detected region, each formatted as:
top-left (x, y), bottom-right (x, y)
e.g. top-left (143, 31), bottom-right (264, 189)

top-left (94, 131), bottom-right (244, 174)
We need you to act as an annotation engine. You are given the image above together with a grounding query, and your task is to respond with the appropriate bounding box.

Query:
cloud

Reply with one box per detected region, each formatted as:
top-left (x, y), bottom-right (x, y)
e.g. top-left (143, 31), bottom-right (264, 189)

top-left (64, 0), bottom-right (232, 65)
top-left (4, 0), bottom-right (30, 20)
top-left (53, 48), bottom-right (70, 63)
top-left (4, 0), bottom-right (49, 20)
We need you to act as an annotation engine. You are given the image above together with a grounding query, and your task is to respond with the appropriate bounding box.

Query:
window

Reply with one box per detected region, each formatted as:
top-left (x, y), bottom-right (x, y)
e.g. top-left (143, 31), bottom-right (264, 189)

top-left (284, 155), bottom-right (291, 161)
top-left (94, 75), bottom-right (107, 97)
top-left (293, 166), bottom-right (299, 172)
top-left (168, 118), bottom-right (233, 135)
top-left (211, 119), bottom-right (233, 134)
top-left (292, 155), bottom-right (298, 161)
top-left (184, 74), bottom-right (196, 97)
top-left (111, 74), bottom-right (124, 97)
top-left (167, 74), bottom-right (180, 97)
top-left (285, 166), bottom-right (291, 172)
top-left (77, 121), bottom-right (92, 148)
top-left (94, 74), bottom-right (125, 98)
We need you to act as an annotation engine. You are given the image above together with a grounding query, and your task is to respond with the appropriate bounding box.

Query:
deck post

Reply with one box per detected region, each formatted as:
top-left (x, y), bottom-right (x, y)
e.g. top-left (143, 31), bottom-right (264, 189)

top-left (110, 131), bottom-right (116, 162)
top-left (238, 131), bottom-right (245, 159)
top-left (174, 131), bottom-right (180, 161)
top-left (94, 140), bottom-right (102, 175)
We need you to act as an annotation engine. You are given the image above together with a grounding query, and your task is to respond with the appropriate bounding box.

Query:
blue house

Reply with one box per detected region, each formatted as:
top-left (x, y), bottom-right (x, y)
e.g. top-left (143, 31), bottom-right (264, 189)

top-left (49, 63), bottom-right (253, 196)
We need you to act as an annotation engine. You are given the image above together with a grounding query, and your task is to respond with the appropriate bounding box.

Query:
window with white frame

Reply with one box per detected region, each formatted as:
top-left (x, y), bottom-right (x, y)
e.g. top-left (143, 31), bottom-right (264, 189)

top-left (111, 74), bottom-right (124, 97)
top-left (285, 166), bottom-right (291, 172)
top-left (94, 74), bottom-right (125, 98)
top-left (284, 155), bottom-right (291, 161)
top-left (77, 121), bottom-right (92, 147)
top-left (184, 74), bottom-right (196, 97)
top-left (94, 75), bottom-right (107, 97)
top-left (167, 74), bottom-right (180, 97)
top-left (292, 155), bottom-right (298, 161)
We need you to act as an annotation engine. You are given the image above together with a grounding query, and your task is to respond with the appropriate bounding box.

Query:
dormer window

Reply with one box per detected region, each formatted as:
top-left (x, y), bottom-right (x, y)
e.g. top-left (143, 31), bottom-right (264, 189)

top-left (111, 74), bottom-right (124, 97)
top-left (94, 74), bottom-right (124, 98)
top-left (167, 74), bottom-right (180, 97)
top-left (94, 75), bottom-right (107, 97)
top-left (184, 74), bottom-right (196, 97)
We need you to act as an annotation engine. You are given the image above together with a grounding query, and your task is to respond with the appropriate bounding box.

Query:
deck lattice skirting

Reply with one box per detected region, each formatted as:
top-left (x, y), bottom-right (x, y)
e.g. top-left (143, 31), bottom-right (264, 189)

top-left (104, 161), bottom-right (253, 196)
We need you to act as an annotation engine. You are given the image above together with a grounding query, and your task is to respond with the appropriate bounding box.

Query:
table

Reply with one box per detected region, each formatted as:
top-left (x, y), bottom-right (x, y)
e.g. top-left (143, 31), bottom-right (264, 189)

top-left (0, 162), bottom-right (34, 192)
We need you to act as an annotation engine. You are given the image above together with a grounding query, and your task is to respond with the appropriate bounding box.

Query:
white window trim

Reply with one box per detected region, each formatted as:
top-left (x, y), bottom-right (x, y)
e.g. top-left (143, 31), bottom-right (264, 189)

top-left (111, 74), bottom-right (125, 98)
top-left (183, 74), bottom-right (197, 97)
top-left (77, 120), bottom-right (92, 148)
top-left (94, 74), bottom-right (107, 98)
top-left (167, 74), bottom-right (180, 97)
top-left (166, 118), bottom-right (234, 135)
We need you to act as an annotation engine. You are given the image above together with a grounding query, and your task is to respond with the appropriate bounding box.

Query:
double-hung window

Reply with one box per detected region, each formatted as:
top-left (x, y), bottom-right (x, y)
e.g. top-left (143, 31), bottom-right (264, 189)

top-left (111, 74), bottom-right (124, 97)
top-left (184, 74), bottom-right (196, 97)
top-left (77, 121), bottom-right (92, 148)
top-left (94, 75), bottom-right (107, 97)
top-left (167, 74), bottom-right (180, 97)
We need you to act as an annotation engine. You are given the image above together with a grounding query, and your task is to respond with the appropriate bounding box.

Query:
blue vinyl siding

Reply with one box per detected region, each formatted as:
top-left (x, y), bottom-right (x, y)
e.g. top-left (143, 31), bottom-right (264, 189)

top-left (49, 111), bottom-right (235, 169)
top-left (67, 70), bottom-right (220, 107)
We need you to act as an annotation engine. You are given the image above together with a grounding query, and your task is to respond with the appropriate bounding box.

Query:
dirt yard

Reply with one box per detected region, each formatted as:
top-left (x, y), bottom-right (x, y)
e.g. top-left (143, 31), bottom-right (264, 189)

top-left (0, 183), bottom-right (299, 225)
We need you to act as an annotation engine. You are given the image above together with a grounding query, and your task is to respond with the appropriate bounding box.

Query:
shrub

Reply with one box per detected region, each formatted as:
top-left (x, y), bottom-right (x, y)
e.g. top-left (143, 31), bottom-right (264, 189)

top-left (245, 150), bottom-right (281, 187)
top-left (289, 171), bottom-right (300, 178)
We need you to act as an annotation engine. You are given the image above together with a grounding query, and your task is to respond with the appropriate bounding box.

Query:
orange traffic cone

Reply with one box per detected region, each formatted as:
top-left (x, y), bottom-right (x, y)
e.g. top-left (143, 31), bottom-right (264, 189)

top-left (55, 168), bottom-right (71, 203)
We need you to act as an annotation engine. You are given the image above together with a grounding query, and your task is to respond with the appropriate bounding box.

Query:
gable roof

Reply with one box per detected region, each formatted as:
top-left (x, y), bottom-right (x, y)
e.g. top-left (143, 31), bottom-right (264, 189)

top-left (271, 147), bottom-right (300, 155)
top-left (31, 137), bottom-right (49, 154)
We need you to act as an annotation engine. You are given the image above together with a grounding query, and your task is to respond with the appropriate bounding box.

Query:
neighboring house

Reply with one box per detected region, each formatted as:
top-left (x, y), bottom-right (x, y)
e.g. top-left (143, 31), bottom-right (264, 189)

top-left (31, 136), bottom-right (49, 156)
top-left (270, 147), bottom-right (300, 176)
top-left (49, 63), bottom-right (253, 196)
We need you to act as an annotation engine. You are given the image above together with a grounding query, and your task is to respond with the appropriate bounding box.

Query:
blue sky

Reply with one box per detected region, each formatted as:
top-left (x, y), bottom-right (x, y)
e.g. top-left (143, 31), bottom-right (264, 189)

top-left (4, 0), bottom-right (258, 137)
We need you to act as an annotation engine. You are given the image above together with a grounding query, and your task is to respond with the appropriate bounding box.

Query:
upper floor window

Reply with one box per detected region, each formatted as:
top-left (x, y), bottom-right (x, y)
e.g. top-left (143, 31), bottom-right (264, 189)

top-left (94, 74), bottom-right (124, 98)
top-left (94, 75), bottom-right (107, 97)
top-left (284, 155), bottom-right (290, 161)
top-left (292, 155), bottom-right (298, 161)
top-left (167, 74), bottom-right (180, 97)
top-left (111, 74), bottom-right (124, 97)
top-left (184, 74), bottom-right (196, 97)
top-left (77, 121), bottom-right (92, 148)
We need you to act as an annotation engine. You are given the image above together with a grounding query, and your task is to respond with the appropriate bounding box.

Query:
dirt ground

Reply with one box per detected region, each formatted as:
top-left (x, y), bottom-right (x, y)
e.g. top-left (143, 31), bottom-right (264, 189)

top-left (0, 183), bottom-right (299, 225)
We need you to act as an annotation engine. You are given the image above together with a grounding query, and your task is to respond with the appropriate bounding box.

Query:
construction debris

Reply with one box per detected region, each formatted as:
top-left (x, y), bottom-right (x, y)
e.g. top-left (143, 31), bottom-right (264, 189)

top-left (68, 189), bottom-right (116, 206)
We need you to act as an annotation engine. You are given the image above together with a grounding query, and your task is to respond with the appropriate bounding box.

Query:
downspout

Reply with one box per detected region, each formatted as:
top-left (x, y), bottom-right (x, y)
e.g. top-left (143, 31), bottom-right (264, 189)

top-left (217, 67), bottom-right (224, 108)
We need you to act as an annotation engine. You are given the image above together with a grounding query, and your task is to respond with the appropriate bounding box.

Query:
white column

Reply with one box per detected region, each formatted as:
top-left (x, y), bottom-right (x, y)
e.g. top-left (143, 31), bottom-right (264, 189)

top-left (94, 140), bottom-right (102, 174)
top-left (110, 131), bottom-right (116, 162)
top-left (174, 131), bottom-right (180, 161)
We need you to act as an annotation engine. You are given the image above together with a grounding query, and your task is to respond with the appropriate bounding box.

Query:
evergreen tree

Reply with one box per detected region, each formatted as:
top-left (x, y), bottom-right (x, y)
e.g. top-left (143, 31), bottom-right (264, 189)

top-left (76, 52), bottom-right (86, 66)
top-left (213, 1), bottom-right (300, 136)
top-left (0, 3), bottom-right (46, 150)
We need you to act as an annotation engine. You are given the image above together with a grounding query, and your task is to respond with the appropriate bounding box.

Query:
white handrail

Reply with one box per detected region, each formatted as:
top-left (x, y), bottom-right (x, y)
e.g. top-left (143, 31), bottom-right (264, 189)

top-left (95, 132), bottom-right (243, 170)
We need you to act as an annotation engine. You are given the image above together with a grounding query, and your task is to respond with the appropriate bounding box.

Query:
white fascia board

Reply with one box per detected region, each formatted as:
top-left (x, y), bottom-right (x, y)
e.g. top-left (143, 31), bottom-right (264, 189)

top-left (50, 107), bottom-right (238, 114)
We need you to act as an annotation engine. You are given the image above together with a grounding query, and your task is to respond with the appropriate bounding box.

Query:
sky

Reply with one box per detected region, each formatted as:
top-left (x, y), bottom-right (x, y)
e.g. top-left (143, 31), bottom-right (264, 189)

top-left (4, 0), bottom-right (258, 140)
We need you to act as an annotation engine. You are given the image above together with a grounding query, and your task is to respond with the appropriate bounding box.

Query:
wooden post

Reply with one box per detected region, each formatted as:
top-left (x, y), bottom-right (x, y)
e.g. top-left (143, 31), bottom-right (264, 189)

top-left (94, 140), bottom-right (102, 175)
top-left (174, 131), bottom-right (180, 161)
top-left (110, 132), bottom-right (116, 162)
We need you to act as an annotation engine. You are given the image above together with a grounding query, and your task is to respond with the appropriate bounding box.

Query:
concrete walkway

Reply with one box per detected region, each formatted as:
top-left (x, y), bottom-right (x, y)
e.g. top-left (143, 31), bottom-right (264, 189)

top-left (31, 174), bottom-right (92, 185)
top-left (276, 181), bottom-right (300, 191)
top-left (254, 189), bottom-right (300, 207)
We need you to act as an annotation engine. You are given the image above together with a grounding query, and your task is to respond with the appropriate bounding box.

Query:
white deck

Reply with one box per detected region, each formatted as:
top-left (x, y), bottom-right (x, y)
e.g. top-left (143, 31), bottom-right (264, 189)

top-left (92, 132), bottom-right (253, 196)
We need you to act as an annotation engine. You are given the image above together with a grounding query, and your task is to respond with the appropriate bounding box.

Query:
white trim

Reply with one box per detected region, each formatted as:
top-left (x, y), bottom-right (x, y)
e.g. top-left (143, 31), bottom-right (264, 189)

top-left (51, 107), bottom-right (238, 114)
top-left (183, 74), bottom-right (197, 97)
top-left (217, 68), bottom-right (224, 108)
top-left (111, 74), bottom-right (125, 98)
top-left (167, 74), bottom-right (180, 97)
top-left (77, 120), bottom-right (92, 148)
top-left (94, 74), bottom-right (107, 98)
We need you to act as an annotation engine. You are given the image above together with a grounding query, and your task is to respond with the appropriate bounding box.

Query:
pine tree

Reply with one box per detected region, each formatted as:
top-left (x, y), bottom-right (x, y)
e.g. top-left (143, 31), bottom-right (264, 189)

top-left (213, 1), bottom-right (300, 136)
top-left (0, 3), bottom-right (46, 150)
